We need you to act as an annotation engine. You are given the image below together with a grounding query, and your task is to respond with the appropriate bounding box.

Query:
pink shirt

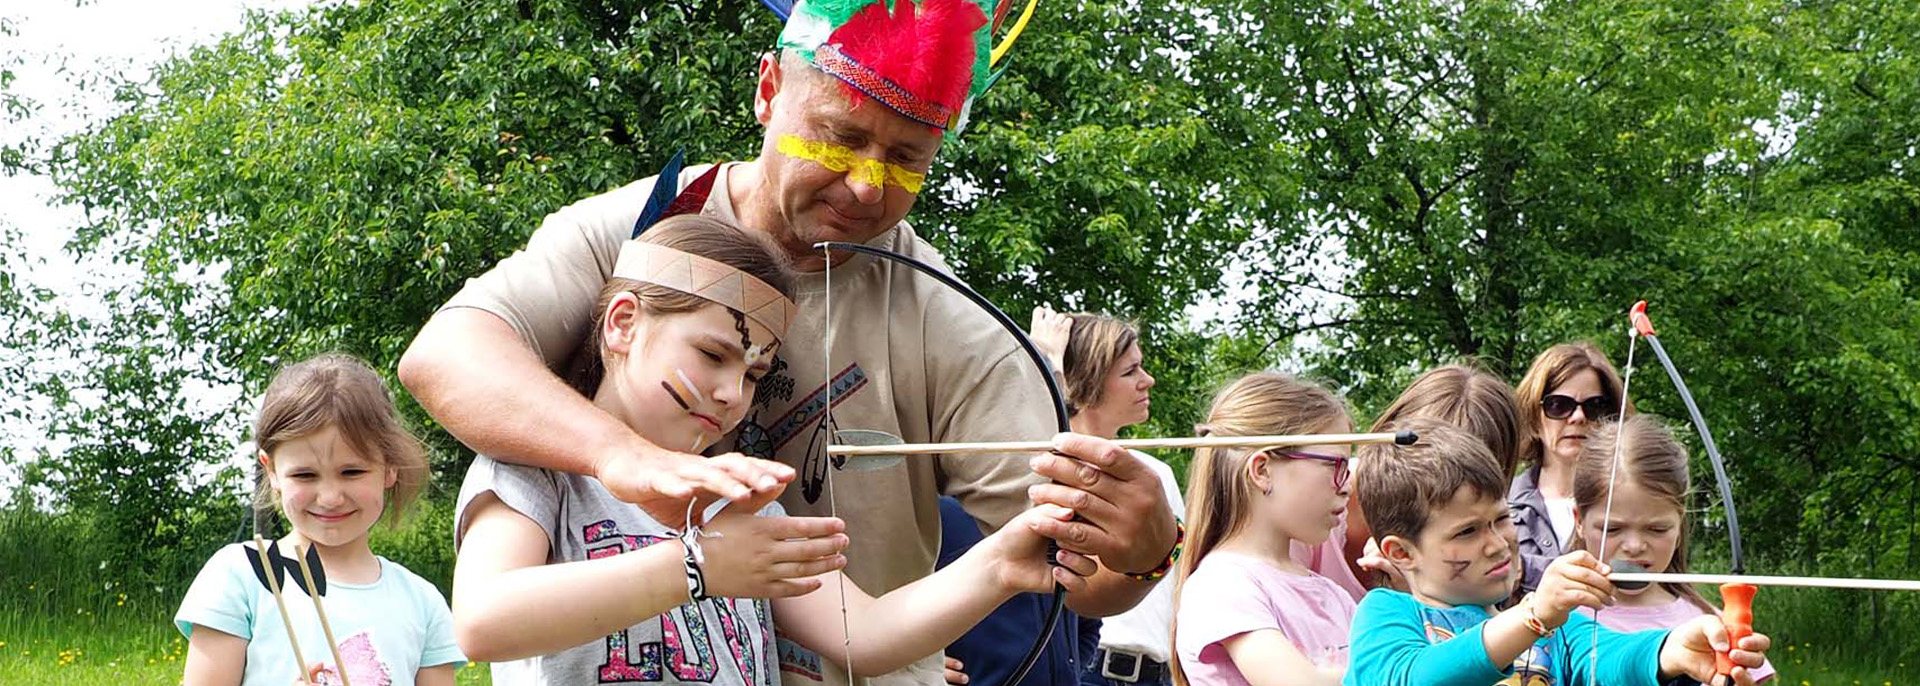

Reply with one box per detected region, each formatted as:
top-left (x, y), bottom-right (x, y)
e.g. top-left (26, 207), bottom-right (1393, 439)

top-left (1175, 551), bottom-right (1356, 686)
top-left (1581, 596), bottom-right (1777, 683)
top-left (1291, 513), bottom-right (1367, 602)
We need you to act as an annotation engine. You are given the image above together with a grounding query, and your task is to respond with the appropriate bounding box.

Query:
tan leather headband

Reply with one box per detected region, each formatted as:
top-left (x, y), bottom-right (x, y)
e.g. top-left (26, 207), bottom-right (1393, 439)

top-left (612, 242), bottom-right (799, 341)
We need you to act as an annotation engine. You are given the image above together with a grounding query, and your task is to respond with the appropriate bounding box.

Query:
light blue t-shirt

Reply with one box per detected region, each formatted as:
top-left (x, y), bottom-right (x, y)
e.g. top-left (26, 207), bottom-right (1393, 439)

top-left (176, 543), bottom-right (466, 685)
top-left (1344, 589), bottom-right (1668, 686)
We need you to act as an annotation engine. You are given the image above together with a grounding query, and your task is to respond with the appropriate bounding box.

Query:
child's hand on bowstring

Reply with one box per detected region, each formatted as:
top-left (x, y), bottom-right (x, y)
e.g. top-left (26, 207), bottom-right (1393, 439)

top-left (1658, 615), bottom-right (1771, 686)
top-left (697, 511), bottom-right (849, 598)
top-left (598, 447), bottom-right (795, 528)
top-left (1529, 550), bottom-right (1615, 628)
top-left (982, 504), bottom-right (1098, 594)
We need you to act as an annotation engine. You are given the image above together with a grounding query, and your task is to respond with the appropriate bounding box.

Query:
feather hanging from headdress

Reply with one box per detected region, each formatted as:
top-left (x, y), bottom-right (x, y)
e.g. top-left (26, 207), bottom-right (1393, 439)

top-left (632, 148), bottom-right (688, 239)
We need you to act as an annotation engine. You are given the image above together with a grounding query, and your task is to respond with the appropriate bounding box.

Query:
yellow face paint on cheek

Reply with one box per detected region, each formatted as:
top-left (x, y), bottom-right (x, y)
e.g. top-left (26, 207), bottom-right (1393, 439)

top-left (777, 135), bottom-right (927, 193)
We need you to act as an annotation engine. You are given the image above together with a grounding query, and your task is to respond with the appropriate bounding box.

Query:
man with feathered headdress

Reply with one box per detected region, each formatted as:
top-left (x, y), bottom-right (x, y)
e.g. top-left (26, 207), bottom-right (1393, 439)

top-left (403, 2), bottom-right (1181, 684)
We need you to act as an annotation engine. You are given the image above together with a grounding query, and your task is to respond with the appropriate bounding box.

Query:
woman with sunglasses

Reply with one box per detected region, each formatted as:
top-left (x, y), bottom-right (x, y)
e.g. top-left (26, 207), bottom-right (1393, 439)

top-left (1171, 372), bottom-right (1360, 686)
top-left (1509, 342), bottom-right (1634, 593)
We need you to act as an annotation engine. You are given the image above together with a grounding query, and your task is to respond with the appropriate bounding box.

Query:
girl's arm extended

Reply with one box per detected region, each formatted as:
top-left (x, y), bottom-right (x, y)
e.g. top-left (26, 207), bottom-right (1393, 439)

top-left (415, 663), bottom-right (457, 686)
top-left (1222, 630), bottom-right (1343, 686)
top-left (453, 493), bottom-right (848, 661)
top-left (774, 505), bottom-right (1092, 675)
top-left (181, 626), bottom-right (247, 686)
top-left (453, 494), bottom-right (688, 661)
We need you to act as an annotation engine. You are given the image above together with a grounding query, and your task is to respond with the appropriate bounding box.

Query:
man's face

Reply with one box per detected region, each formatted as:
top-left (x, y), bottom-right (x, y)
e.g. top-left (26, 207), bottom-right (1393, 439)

top-left (753, 54), bottom-right (943, 260)
top-left (1394, 485), bottom-right (1520, 607)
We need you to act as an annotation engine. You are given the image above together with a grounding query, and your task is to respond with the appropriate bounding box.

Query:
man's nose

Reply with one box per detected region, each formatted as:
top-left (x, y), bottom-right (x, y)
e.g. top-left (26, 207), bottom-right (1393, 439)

top-left (843, 161), bottom-right (887, 205)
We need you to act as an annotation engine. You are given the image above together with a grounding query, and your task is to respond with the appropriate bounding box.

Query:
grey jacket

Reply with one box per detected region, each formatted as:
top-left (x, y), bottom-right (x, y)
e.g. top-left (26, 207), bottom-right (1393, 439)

top-left (1507, 465), bottom-right (1562, 593)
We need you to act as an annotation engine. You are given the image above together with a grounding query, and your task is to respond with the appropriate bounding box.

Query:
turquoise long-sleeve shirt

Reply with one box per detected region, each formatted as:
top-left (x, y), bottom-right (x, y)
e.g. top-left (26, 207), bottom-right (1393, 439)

top-left (1343, 589), bottom-right (1671, 686)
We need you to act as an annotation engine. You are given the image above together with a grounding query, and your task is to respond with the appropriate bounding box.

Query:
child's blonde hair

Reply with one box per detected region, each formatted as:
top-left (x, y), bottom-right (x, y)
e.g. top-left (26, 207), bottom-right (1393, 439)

top-left (1573, 414), bottom-right (1715, 613)
top-left (1368, 362), bottom-right (1526, 477)
top-left (253, 353), bottom-right (429, 525)
top-left (1170, 371), bottom-right (1349, 686)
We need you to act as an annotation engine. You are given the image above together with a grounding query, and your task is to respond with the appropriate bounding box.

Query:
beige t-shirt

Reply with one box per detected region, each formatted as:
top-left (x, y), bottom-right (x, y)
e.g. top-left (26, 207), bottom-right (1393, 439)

top-left (442, 163), bottom-right (1055, 686)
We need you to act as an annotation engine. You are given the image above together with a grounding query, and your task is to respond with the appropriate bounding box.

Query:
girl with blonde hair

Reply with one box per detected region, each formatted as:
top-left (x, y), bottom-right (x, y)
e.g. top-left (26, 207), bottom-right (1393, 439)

top-left (1172, 372), bottom-right (1358, 686)
top-left (1571, 415), bottom-right (1774, 682)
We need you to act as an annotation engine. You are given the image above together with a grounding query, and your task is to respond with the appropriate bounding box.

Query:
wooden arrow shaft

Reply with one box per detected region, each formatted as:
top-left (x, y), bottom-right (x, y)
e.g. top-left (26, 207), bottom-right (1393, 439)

top-left (1609, 571), bottom-right (1920, 592)
top-left (826, 432), bottom-right (1409, 457)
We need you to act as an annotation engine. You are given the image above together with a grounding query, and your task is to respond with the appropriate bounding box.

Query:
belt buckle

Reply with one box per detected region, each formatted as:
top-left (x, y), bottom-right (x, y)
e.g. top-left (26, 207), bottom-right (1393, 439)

top-left (1100, 649), bottom-right (1144, 683)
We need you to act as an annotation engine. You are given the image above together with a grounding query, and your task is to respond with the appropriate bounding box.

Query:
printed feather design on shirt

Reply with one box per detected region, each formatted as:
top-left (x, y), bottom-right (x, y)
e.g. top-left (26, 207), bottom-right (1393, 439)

top-left (309, 631), bottom-right (392, 686)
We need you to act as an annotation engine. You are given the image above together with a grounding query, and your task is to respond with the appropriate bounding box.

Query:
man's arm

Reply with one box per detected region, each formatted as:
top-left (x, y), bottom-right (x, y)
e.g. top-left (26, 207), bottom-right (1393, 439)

top-left (400, 308), bottom-right (639, 479)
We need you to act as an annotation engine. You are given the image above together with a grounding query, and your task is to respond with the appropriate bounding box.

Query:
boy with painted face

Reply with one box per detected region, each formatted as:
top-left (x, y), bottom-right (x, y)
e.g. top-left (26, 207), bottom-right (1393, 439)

top-left (1343, 418), bottom-right (1772, 686)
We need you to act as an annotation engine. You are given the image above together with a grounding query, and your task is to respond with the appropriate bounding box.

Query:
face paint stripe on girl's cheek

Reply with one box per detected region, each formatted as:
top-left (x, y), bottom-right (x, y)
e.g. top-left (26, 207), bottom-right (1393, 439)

top-left (661, 380), bottom-right (692, 410)
top-left (1445, 559), bottom-right (1472, 580)
top-left (674, 368), bottom-right (707, 405)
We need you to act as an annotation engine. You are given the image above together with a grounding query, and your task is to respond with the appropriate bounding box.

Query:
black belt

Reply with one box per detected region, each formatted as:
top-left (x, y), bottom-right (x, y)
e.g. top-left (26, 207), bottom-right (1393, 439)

top-left (1096, 648), bottom-right (1169, 684)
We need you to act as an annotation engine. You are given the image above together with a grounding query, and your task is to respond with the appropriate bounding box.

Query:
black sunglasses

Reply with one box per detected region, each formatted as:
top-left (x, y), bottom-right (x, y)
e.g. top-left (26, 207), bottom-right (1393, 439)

top-left (1540, 394), bottom-right (1617, 421)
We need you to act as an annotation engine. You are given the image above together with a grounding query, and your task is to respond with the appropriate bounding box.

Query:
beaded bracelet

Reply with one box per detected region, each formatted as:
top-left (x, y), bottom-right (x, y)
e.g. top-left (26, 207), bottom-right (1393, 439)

top-left (1519, 593), bottom-right (1554, 638)
top-left (1124, 521), bottom-right (1186, 582)
top-left (680, 535), bottom-right (710, 602)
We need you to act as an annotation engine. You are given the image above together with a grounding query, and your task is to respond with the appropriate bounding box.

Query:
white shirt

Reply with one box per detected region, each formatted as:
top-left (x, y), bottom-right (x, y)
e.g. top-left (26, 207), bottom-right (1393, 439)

top-left (1095, 451), bottom-right (1185, 662)
top-left (1546, 496), bottom-right (1578, 548)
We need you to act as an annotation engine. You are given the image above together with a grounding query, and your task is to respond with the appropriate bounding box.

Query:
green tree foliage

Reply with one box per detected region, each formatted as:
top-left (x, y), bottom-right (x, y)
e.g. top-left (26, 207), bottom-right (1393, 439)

top-left (1191, 0), bottom-right (1920, 585)
top-left (7, 0), bottom-right (1918, 626)
top-left (19, 0), bottom-right (1259, 537)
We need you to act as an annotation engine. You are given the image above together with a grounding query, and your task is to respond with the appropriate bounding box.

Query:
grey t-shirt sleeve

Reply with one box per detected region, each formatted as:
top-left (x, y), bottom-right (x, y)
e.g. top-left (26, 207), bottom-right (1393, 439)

top-left (455, 455), bottom-right (564, 551)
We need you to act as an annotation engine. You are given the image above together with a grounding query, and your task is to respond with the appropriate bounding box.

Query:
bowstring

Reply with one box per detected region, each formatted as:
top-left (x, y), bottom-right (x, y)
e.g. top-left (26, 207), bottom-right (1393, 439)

top-left (1588, 329), bottom-right (1638, 686)
top-left (822, 246), bottom-right (856, 686)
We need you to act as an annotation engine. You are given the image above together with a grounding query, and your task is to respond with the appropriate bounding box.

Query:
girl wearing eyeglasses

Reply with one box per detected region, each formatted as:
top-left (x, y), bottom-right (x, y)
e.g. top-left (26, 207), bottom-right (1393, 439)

top-left (1509, 342), bottom-right (1635, 594)
top-left (1171, 372), bottom-right (1359, 686)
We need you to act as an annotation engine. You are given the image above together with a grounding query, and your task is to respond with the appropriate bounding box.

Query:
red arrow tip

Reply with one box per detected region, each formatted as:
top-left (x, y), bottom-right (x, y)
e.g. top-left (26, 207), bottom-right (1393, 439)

top-left (1630, 300), bottom-right (1656, 337)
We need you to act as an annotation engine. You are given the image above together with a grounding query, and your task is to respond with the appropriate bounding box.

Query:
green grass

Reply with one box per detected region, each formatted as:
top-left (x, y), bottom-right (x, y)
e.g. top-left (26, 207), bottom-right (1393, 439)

top-left (0, 498), bottom-right (489, 684)
top-left (4, 594), bottom-right (1909, 686)
top-left (4, 500), bottom-right (1913, 684)
top-left (0, 583), bottom-right (488, 683)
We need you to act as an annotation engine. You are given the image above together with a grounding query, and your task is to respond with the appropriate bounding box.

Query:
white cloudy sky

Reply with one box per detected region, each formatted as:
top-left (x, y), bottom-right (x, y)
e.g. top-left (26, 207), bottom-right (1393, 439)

top-left (1, 0), bottom-right (319, 500)
top-left (3, 0), bottom-right (317, 271)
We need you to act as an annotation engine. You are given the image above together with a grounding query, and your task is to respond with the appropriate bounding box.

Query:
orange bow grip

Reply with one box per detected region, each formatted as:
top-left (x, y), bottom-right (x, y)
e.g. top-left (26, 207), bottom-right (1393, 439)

top-left (1715, 582), bottom-right (1757, 676)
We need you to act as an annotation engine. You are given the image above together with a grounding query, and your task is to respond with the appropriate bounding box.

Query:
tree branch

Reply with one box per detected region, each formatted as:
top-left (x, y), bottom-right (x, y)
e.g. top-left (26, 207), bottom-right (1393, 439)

top-left (1256, 317), bottom-right (1382, 357)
